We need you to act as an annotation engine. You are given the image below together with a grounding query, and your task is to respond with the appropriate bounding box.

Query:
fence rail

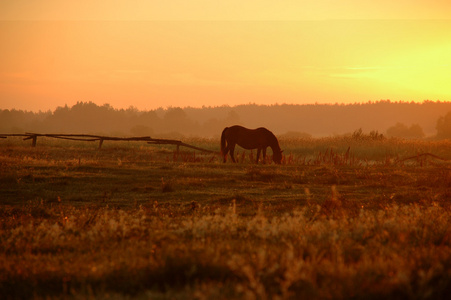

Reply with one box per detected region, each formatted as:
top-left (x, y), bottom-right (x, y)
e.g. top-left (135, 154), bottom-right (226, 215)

top-left (0, 133), bottom-right (219, 154)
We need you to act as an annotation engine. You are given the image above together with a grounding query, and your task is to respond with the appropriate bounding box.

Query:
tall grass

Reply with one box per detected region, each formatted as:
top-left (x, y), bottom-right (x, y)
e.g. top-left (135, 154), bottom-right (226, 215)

top-left (1, 137), bottom-right (450, 298)
top-left (280, 136), bottom-right (450, 160)
top-left (1, 202), bottom-right (450, 299)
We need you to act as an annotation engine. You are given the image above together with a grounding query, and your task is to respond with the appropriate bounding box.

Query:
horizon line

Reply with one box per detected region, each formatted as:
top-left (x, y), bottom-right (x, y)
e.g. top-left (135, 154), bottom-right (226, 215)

top-left (2, 99), bottom-right (450, 113)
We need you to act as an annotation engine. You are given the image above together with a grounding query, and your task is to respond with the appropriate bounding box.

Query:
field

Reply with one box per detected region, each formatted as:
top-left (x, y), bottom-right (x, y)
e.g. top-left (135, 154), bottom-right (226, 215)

top-left (1, 136), bottom-right (451, 299)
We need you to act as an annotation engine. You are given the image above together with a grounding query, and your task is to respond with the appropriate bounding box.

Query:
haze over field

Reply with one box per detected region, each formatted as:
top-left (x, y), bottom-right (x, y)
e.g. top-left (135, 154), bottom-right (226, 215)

top-left (2, 101), bottom-right (451, 138)
top-left (1, 1), bottom-right (451, 113)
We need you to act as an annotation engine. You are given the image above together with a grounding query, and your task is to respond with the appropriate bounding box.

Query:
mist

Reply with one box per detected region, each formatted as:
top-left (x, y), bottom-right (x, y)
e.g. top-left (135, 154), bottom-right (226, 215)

top-left (1, 100), bottom-right (450, 139)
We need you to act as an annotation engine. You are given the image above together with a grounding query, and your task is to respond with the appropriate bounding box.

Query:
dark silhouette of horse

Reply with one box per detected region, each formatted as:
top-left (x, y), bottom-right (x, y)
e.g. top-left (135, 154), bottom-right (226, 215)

top-left (221, 125), bottom-right (283, 164)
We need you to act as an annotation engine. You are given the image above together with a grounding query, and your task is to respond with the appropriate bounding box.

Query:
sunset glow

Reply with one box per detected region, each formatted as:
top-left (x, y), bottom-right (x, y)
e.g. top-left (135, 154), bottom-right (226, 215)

top-left (1, 1), bottom-right (451, 111)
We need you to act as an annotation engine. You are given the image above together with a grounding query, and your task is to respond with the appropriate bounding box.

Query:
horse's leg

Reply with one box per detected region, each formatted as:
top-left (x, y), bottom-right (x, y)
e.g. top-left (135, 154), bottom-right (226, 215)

top-left (262, 147), bottom-right (267, 164)
top-left (230, 144), bottom-right (236, 163)
top-left (223, 147), bottom-right (228, 163)
top-left (256, 148), bottom-right (261, 164)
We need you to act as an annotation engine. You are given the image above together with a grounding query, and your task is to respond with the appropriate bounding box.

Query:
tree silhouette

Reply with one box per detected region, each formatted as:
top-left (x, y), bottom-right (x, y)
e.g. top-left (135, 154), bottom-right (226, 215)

top-left (2, 101), bottom-right (451, 138)
top-left (386, 123), bottom-right (425, 139)
top-left (436, 111), bottom-right (451, 139)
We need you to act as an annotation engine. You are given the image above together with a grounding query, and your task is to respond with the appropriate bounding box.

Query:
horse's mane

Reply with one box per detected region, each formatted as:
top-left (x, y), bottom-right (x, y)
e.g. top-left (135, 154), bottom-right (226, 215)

top-left (261, 128), bottom-right (281, 151)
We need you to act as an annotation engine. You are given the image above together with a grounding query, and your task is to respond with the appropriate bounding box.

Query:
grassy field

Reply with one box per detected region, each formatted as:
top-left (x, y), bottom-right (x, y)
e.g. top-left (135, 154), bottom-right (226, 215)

top-left (1, 136), bottom-right (451, 299)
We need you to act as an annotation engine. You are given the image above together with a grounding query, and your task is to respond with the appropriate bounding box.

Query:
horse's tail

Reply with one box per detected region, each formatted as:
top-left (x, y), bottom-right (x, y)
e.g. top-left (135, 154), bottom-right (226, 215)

top-left (220, 127), bottom-right (228, 155)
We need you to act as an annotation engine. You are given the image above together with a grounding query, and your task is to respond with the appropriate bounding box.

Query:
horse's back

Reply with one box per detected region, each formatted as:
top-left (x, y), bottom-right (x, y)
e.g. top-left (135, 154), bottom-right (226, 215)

top-left (225, 125), bottom-right (273, 138)
top-left (224, 125), bottom-right (251, 137)
top-left (223, 125), bottom-right (273, 148)
top-left (227, 125), bottom-right (270, 134)
top-left (227, 125), bottom-right (247, 132)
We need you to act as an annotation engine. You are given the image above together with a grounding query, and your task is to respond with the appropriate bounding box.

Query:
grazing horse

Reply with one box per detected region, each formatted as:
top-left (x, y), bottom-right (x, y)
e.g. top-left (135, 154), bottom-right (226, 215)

top-left (221, 125), bottom-right (283, 164)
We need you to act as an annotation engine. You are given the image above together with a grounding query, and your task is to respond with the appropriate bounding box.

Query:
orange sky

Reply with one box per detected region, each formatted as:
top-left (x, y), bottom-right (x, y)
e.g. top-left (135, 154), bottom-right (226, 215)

top-left (1, 1), bottom-right (451, 111)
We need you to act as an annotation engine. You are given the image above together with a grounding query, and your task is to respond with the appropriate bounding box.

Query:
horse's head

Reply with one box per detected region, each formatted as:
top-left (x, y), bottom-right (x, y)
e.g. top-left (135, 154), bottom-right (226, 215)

top-left (273, 150), bottom-right (283, 164)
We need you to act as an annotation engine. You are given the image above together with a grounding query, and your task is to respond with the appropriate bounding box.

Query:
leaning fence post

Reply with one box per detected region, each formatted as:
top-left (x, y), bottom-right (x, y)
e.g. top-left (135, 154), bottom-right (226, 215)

top-left (98, 139), bottom-right (104, 149)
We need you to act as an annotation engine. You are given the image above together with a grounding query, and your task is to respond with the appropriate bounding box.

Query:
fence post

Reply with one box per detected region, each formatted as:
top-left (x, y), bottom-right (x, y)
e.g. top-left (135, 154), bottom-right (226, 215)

top-left (31, 135), bottom-right (37, 147)
top-left (98, 139), bottom-right (104, 149)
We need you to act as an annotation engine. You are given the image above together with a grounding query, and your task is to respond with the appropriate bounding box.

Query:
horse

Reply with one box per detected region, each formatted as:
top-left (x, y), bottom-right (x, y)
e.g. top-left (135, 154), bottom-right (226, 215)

top-left (221, 125), bottom-right (283, 164)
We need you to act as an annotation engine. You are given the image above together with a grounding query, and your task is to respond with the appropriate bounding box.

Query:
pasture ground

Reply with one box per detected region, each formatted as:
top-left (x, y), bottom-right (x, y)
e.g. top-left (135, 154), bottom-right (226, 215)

top-left (1, 137), bottom-right (451, 299)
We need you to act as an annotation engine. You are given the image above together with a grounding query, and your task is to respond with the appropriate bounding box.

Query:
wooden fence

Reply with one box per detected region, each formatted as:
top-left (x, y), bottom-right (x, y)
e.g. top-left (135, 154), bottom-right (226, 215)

top-left (0, 133), bottom-right (219, 154)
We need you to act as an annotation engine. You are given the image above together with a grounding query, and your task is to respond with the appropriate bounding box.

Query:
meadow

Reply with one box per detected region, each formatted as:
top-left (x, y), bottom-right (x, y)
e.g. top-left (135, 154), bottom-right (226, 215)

top-left (1, 136), bottom-right (450, 299)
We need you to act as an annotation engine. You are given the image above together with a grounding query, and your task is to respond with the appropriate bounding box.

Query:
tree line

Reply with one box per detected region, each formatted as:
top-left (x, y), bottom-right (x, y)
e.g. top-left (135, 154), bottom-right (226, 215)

top-left (1, 101), bottom-right (451, 139)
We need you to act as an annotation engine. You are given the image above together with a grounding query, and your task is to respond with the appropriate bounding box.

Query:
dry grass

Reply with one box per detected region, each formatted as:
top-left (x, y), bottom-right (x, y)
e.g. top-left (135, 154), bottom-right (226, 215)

top-left (1, 137), bottom-right (450, 299)
top-left (1, 202), bottom-right (450, 299)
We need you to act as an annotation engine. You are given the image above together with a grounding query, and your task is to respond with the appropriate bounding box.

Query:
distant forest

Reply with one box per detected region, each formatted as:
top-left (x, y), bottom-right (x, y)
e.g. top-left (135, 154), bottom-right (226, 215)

top-left (1, 101), bottom-right (451, 139)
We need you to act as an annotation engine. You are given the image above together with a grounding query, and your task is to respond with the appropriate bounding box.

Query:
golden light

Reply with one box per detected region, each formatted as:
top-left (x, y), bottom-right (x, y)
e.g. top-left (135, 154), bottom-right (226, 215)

top-left (1, 2), bottom-right (451, 111)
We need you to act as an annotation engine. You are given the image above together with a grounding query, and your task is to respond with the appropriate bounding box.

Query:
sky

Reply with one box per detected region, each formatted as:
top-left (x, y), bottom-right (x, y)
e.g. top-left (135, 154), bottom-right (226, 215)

top-left (1, 1), bottom-right (451, 112)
